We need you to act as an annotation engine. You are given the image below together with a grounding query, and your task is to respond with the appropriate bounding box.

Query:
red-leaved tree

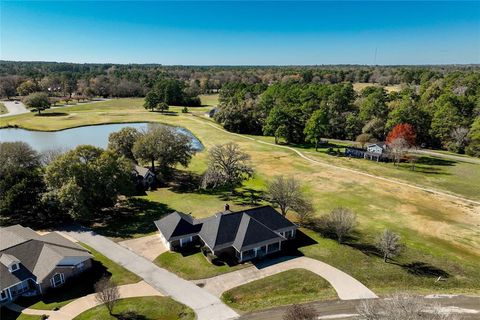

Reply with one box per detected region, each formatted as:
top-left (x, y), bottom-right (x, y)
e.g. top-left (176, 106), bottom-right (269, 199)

top-left (386, 123), bottom-right (416, 147)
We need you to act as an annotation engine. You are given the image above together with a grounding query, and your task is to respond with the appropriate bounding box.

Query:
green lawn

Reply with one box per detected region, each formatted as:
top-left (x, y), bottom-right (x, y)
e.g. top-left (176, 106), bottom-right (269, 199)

top-left (73, 296), bottom-right (195, 320)
top-left (16, 243), bottom-right (140, 311)
top-left (0, 102), bottom-right (7, 114)
top-left (221, 269), bottom-right (337, 312)
top-left (155, 249), bottom-right (249, 280)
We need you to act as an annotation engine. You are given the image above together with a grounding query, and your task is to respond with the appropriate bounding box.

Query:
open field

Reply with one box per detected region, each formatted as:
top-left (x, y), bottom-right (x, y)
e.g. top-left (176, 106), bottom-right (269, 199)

top-left (1, 98), bottom-right (479, 297)
top-left (222, 269), bottom-right (337, 312)
top-left (352, 82), bottom-right (402, 93)
top-left (73, 296), bottom-right (195, 320)
top-left (199, 93), bottom-right (219, 106)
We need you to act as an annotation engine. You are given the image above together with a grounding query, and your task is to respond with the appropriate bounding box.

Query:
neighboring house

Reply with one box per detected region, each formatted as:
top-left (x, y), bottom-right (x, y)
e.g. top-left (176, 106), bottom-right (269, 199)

top-left (0, 225), bottom-right (92, 303)
top-left (132, 164), bottom-right (156, 188)
top-left (155, 205), bottom-right (297, 262)
top-left (366, 142), bottom-right (387, 154)
top-left (345, 142), bottom-right (390, 162)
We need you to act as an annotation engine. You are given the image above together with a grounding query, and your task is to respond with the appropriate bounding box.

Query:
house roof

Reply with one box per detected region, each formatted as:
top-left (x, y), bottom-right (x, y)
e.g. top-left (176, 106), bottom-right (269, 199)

top-left (154, 205), bottom-right (296, 252)
top-left (0, 225), bottom-right (92, 290)
top-left (367, 142), bottom-right (386, 148)
top-left (154, 212), bottom-right (202, 241)
top-left (133, 165), bottom-right (153, 178)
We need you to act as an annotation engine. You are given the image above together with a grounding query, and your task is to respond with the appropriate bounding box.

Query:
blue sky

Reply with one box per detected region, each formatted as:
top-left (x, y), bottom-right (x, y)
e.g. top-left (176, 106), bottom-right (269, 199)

top-left (1, 1), bottom-right (479, 65)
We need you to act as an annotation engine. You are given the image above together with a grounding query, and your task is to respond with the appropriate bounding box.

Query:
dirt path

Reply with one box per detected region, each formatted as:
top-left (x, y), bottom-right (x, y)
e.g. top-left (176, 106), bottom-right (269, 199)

top-left (193, 256), bottom-right (377, 300)
top-left (189, 115), bottom-right (480, 206)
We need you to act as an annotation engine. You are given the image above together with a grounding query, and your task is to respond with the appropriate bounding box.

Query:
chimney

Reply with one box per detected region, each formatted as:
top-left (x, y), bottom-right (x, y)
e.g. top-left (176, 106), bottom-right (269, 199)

top-left (224, 203), bottom-right (230, 212)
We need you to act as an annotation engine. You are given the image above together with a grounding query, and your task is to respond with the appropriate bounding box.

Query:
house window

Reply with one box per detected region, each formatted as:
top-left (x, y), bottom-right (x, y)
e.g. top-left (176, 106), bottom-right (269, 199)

top-left (0, 290), bottom-right (7, 301)
top-left (10, 263), bottom-right (19, 272)
top-left (180, 236), bottom-right (193, 247)
top-left (50, 273), bottom-right (65, 288)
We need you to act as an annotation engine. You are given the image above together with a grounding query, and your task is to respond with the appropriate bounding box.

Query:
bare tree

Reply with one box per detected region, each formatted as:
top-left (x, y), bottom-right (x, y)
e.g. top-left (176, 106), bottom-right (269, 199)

top-left (450, 127), bottom-right (469, 153)
top-left (356, 133), bottom-right (374, 149)
top-left (388, 137), bottom-right (410, 166)
top-left (358, 294), bottom-right (460, 320)
top-left (325, 207), bottom-right (357, 243)
top-left (201, 142), bottom-right (253, 189)
top-left (283, 304), bottom-right (317, 320)
top-left (376, 229), bottom-right (403, 262)
top-left (95, 276), bottom-right (120, 315)
top-left (267, 176), bottom-right (314, 221)
top-left (40, 147), bottom-right (66, 166)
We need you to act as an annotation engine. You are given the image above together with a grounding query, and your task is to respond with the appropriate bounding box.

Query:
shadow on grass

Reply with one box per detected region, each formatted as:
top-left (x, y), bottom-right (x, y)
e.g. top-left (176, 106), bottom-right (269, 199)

top-left (91, 198), bottom-right (173, 239)
top-left (417, 156), bottom-right (456, 167)
top-left (399, 261), bottom-right (450, 278)
top-left (36, 112), bottom-right (69, 117)
top-left (114, 311), bottom-right (147, 320)
top-left (167, 168), bottom-right (266, 207)
top-left (16, 260), bottom-right (110, 309)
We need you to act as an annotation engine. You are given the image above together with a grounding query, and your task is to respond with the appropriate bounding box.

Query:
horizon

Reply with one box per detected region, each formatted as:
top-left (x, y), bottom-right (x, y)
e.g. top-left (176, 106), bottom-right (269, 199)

top-left (1, 1), bottom-right (479, 65)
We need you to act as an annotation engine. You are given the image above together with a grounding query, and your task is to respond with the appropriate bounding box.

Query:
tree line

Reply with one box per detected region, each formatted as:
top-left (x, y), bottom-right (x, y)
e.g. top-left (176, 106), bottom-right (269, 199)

top-left (1, 60), bottom-right (479, 99)
top-left (214, 72), bottom-right (480, 156)
top-left (0, 125), bottom-right (196, 226)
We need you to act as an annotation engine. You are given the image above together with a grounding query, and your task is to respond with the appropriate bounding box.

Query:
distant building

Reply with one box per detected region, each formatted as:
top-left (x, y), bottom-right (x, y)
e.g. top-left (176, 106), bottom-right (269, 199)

top-left (366, 142), bottom-right (387, 154)
top-left (132, 164), bottom-right (156, 188)
top-left (154, 205), bottom-right (297, 262)
top-left (0, 225), bottom-right (92, 302)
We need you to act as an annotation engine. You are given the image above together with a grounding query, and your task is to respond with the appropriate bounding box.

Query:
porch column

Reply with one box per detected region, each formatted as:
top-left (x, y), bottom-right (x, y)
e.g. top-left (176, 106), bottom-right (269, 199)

top-left (279, 240), bottom-right (282, 250)
top-left (7, 288), bottom-right (12, 301)
top-left (266, 244), bottom-right (269, 254)
top-left (240, 251), bottom-right (243, 262)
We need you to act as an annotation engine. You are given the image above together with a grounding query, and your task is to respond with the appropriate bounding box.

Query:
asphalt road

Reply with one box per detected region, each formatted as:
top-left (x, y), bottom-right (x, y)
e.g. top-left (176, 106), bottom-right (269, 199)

top-left (240, 295), bottom-right (480, 320)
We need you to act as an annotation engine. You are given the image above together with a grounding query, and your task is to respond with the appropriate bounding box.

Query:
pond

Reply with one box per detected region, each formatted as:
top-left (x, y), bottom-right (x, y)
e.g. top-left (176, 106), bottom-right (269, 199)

top-left (0, 122), bottom-right (204, 152)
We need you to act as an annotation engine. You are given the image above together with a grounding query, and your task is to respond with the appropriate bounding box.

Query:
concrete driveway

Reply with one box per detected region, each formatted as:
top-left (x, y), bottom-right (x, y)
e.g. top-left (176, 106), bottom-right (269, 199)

top-left (0, 100), bottom-right (29, 117)
top-left (193, 256), bottom-right (377, 300)
top-left (63, 227), bottom-right (238, 320)
top-left (119, 234), bottom-right (167, 261)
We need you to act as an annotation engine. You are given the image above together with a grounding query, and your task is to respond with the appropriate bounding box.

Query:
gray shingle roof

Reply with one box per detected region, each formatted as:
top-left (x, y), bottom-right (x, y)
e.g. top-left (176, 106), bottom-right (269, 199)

top-left (0, 225), bottom-right (92, 290)
top-left (154, 212), bottom-right (201, 241)
top-left (155, 205), bottom-right (296, 252)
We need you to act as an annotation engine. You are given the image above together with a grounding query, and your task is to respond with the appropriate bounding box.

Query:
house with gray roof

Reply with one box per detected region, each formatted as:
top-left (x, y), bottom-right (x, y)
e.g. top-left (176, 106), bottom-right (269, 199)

top-left (154, 205), bottom-right (297, 262)
top-left (132, 164), bottom-right (156, 188)
top-left (0, 225), bottom-right (92, 303)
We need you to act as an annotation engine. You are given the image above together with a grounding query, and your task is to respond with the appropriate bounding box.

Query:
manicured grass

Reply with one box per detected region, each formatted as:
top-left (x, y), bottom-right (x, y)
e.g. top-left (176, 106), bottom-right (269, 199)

top-left (1, 98), bottom-right (478, 297)
top-left (16, 242), bottom-right (140, 311)
top-left (222, 269), bottom-right (337, 312)
top-left (155, 249), bottom-right (249, 280)
top-left (0, 102), bottom-right (7, 114)
top-left (80, 243), bottom-right (141, 285)
top-left (0, 307), bottom-right (42, 320)
top-left (73, 296), bottom-right (195, 320)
